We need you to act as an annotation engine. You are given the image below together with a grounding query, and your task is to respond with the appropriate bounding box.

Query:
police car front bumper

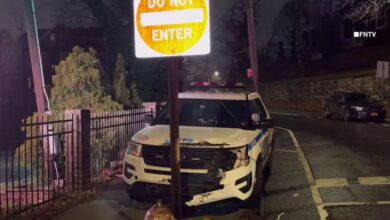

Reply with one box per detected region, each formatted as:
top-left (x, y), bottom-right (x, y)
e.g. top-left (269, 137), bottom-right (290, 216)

top-left (123, 155), bottom-right (255, 206)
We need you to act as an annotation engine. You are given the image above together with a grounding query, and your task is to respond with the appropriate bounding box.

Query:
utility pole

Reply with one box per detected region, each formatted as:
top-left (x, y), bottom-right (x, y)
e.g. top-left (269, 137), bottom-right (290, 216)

top-left (22, 0), bottom-right (53, 180)
top-left (245, 0), bottom-right (260, 93)
top-left (22, 0), bottom-right (50, 115)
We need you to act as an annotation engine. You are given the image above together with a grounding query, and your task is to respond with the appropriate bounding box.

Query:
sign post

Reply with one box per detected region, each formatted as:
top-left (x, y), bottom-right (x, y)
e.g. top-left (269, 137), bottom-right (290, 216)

top-left (167, 58), bottom-right (181, 218)
top-left (134, 0), bottom-right (210, 218)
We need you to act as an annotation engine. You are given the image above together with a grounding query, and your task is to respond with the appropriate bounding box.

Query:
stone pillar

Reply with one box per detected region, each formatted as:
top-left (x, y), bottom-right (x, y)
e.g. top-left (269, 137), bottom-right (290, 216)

top-left (65, 109), bottom-right (91, 192)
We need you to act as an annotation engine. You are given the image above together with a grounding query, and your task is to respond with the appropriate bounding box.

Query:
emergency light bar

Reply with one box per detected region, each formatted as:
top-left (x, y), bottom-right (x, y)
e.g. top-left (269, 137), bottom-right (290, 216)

top-left (190, 81), bottom-right (245, 88)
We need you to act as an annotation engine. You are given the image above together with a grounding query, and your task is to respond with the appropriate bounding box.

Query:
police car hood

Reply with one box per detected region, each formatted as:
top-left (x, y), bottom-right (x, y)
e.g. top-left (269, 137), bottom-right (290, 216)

top-left (132, 125), bottom-right (259, 148)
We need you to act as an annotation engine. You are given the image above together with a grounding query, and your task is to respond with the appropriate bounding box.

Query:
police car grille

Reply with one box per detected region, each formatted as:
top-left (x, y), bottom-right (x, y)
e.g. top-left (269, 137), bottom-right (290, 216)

top-left (142, 145), bottom-right (236, 171)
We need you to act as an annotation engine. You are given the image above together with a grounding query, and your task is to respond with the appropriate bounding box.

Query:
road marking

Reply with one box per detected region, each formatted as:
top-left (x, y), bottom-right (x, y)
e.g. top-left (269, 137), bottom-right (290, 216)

top-left (314, 177), bottom-right (390, 187)
top-left (271, 112), bottom-right (303, 117)
top-left (382, 124), bottom-right (390, 127)
top-left (271, 111), bottom-right (315, 118)
top-left (276, 127), bottom-right (328, 220)
top-left (316, 178), bottom-right (349, 187)
top-left (276, 212), bottom-right (285, 220)
top-left (323, 201), bottom-right (390, 208)
top-left (358, 176), bottom-right (390, 185)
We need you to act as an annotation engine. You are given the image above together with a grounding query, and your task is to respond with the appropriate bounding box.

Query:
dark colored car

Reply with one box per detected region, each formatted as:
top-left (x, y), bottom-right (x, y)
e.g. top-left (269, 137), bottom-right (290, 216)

top-left (323, 92), bottom-right (387, 123)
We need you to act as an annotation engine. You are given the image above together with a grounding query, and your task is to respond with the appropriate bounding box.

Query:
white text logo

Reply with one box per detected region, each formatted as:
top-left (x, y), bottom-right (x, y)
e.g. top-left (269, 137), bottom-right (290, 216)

top-left (353, 32), bottom-right (377, 38)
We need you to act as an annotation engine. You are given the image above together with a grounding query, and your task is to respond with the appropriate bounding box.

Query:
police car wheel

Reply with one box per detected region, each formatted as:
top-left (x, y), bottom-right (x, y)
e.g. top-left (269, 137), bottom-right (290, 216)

top-left (242, 159), bottom-right (265, 216)
top-left (251, 159), bottom-right (265, 201)
top-left (264, 151), bottom-right (273, 183)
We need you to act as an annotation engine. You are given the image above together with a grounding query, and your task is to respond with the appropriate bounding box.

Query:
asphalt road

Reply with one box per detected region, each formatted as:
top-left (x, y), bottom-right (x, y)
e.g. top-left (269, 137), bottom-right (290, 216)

top-left (54, 113), bottom-right (390, 220)
top-left (266, 113), bottom-right (390, 220)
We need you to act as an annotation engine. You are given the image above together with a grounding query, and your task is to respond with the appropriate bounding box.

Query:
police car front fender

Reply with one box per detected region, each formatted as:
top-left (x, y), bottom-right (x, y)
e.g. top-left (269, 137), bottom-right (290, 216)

top-left (185, 159), bottom-right (256, 206)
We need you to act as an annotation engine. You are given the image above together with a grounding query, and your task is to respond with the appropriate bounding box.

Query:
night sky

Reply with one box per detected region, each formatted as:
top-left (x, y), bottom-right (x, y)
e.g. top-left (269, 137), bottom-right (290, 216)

top-left (0, 0), bottom-right (288, 48)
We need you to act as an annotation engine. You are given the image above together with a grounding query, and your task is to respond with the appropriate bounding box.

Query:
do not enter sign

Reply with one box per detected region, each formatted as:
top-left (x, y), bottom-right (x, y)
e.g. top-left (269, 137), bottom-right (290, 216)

top-left (134, 0), bottom-right (210, 58)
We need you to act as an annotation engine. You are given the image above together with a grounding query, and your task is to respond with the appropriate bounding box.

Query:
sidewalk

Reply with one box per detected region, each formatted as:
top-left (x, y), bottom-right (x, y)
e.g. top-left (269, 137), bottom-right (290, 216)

top-left (269, 109), bottom-right (390, 124)
top-left (269, 109), bottom-right (322, 118)
top-left (53, 178), bottom-right (259, 220)
top-left (53, 179), bottom-right (146, 220)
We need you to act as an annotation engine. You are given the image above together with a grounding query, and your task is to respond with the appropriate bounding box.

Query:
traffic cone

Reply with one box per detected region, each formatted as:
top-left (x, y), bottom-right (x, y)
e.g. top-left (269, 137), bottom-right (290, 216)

top-left (144, 200), bottom-right (175, 220)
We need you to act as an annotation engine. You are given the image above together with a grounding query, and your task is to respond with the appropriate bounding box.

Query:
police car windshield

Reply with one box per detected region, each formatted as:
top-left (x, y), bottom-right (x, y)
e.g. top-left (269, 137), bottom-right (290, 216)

top-left (153, 99), bottom-right (250, 128)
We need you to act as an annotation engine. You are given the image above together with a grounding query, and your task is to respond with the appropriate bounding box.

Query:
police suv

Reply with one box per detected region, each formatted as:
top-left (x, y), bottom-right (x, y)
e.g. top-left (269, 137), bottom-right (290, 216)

top-left (123, 83), bottom-right (274, 207)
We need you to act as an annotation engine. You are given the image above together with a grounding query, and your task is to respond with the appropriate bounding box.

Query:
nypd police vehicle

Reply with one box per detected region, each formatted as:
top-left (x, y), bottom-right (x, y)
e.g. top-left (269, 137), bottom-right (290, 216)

top-left (123, 82), bottom-right (274, 207)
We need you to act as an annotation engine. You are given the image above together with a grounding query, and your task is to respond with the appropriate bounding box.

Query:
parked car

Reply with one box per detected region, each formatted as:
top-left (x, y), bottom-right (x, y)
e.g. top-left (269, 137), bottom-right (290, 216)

top-left (123, 83), bottom-right (274, 208)
top-left (322, 92), bottom-right (387, 123)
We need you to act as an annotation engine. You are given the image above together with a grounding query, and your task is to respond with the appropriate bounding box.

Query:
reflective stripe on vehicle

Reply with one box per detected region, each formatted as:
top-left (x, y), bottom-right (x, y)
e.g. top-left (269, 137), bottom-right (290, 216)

top-left (248, 128), bottom-right (268, 151)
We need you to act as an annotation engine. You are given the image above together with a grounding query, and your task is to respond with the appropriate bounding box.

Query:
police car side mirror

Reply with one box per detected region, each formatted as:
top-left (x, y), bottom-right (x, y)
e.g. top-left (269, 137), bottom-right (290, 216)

top-left (144, 114), bottom-right (154, 123)
top-left (252, 113), bottom-right (274, 129)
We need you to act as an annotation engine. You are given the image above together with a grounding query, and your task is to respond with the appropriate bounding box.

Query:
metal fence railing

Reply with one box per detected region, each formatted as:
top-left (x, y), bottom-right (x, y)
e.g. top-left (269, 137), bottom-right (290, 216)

top-left (0, 108), bottom-right (150, 217)
top-left (0, 114), bottom-right (75, 218)
top-left (90, 109), bottom-right (151, 182)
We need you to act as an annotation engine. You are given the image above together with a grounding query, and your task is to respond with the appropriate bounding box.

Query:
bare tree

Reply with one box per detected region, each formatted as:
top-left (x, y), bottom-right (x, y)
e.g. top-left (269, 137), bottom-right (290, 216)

top-left (274, 0), bottom-right (308, 60)
top-left (53, 0), bottom-right (98, 28)
top-left (338, 0), bottom-right (390, 21)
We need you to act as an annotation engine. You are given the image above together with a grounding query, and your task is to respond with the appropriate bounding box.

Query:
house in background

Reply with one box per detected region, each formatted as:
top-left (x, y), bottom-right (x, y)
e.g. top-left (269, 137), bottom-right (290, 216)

top-left (33, 25), bottom-right (107, 85)
top-left (262, 0), bottom-right (390, 81)
top-left (0, 26), bottom-right (107, 139)
top-left (0, 29), bottom-right (34, 139)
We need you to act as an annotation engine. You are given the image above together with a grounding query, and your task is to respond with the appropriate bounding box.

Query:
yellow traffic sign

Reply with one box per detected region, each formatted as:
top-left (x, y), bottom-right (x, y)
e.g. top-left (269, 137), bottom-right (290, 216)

top-left (134, 0), bottom-right (210, 58)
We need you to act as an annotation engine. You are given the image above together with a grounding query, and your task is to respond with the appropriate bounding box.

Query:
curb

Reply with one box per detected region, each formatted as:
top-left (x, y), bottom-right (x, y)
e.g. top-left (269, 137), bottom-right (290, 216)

top-left (269, 109), bottom-right (390, 123)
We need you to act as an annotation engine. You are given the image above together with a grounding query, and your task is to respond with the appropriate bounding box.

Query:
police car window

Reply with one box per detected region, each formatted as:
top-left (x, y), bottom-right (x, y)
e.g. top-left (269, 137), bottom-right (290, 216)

top-left (153, 99), bottom-right (250, 129)
top-left (250, 99), bottom-right (267, 118)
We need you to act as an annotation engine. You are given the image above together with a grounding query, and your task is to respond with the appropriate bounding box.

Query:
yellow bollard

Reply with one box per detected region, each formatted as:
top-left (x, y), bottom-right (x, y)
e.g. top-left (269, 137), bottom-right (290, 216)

top-left (144, 200), bottom-right (175, 220)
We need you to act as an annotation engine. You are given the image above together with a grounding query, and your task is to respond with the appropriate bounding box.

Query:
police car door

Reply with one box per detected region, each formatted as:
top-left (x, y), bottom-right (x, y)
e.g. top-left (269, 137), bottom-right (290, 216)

top-left (250, 98), bottom-right (271, 162)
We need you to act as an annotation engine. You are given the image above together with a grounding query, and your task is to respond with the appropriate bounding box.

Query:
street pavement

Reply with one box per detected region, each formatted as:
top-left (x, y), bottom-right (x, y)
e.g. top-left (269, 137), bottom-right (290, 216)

top-left (54, 113), bottom-right (390, 220)
top-left (268, 113), bottom-right (390, 220)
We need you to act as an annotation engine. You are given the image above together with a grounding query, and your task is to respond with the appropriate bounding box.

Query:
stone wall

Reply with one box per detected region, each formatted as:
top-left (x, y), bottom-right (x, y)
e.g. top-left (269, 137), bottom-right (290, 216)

top-left (260, 71), bottom-right (390, 117)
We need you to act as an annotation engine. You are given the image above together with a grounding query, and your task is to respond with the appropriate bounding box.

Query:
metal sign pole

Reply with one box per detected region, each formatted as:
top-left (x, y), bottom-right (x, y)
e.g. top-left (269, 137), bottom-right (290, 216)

top-left (168, 58), bottom-right (182, 219)
top-left (246, 0), bottom-right (260, 93)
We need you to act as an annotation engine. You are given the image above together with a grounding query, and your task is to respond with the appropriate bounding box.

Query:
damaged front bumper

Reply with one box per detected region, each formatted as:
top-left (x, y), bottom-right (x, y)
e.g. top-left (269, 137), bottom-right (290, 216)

top-left (123, 155), bottom-right (255, 206)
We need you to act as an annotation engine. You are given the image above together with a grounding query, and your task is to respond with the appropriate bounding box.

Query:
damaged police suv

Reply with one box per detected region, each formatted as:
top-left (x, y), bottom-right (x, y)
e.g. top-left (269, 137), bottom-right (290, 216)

top-left (123, 87), bottom-right (274, 207)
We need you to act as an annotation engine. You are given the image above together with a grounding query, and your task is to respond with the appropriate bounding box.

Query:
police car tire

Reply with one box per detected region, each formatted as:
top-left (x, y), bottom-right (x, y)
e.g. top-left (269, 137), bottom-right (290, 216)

top-left (264, 151), bottom-right (273, 182)
top-left (251, 159), bottom-right (265, 200)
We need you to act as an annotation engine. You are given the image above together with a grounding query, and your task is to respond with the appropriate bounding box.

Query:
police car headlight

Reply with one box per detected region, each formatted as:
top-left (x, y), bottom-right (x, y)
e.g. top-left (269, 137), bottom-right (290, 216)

top-left (126, 141), bottom-right (142, 157)
top-left (231, 146), bottom-right (250, 168)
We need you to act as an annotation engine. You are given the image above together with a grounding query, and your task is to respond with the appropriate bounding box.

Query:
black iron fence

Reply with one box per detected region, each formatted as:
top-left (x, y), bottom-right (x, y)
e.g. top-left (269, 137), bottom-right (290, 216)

top-left (90, 109), bottom-right (151, 182)
top-left (0, 114), bottom-right (75, 218)
top-left (0, 108), bottom-right (150, 217)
